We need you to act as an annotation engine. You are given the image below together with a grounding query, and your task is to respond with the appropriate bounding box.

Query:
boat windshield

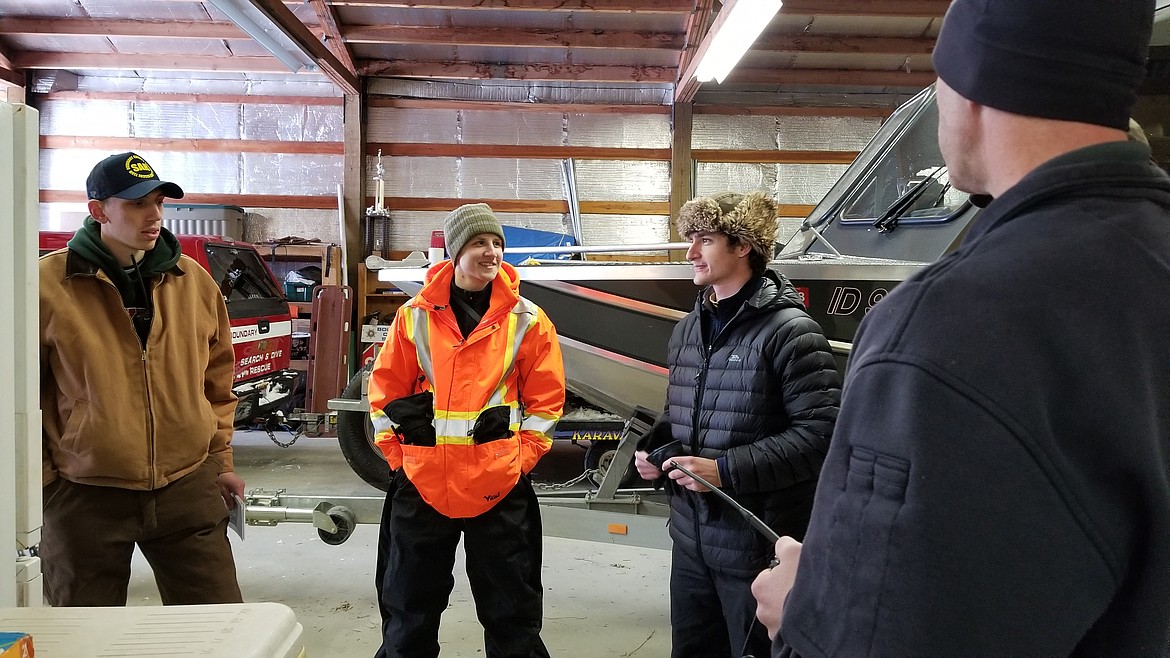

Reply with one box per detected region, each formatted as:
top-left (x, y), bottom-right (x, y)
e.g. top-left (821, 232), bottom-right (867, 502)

top-left (837, 100), bottom-right (969, 228)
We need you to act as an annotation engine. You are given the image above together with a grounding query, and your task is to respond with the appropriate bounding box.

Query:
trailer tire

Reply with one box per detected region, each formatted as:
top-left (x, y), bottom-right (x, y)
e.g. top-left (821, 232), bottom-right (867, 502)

top-left (585, 442), bottom-right (638, 488)
top-left (336, 365), bottom-right (392, 491)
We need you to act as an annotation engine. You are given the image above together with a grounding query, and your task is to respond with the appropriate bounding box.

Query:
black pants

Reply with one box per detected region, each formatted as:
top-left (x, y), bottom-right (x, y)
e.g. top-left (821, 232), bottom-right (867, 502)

top-left (670, 542), bottom-right (770, 658)
top-left (375, 472), bottom-right (549, 658)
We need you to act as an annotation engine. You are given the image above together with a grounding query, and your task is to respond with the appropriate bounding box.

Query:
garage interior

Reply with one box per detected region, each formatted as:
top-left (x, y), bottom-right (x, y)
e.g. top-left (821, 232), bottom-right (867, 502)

top-left (1, 1), bottom-right (1168, 655)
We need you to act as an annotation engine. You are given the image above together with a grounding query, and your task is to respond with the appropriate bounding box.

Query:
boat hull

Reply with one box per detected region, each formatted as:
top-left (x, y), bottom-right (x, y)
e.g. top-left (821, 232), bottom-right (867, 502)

top-left (384, 258), bottom-right (922, 417)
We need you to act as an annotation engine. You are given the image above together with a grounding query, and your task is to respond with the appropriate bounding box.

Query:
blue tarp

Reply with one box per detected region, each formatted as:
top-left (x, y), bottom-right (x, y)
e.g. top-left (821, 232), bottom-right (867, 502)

top-left (501, 225), bottom-right (576, 265)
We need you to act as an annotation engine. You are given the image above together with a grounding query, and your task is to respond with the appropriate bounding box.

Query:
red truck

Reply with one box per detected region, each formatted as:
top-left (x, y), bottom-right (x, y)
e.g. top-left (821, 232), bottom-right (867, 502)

top-left (39, 231), bottom-right (301, 428)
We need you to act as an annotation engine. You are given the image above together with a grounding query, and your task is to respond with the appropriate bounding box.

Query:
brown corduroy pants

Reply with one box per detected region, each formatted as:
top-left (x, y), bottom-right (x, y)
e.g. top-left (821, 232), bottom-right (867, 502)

top-left (40, 459), bottom-right (243, 606)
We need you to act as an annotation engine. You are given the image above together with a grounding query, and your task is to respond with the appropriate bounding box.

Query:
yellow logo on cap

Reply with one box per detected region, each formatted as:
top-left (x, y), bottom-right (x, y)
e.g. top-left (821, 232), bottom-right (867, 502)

top-left (124, 154), bottom-right (155, 179)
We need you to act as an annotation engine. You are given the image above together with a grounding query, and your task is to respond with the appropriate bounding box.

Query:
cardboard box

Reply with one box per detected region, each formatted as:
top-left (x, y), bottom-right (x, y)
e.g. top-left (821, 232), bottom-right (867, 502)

top-left (291, 318), bottom-right (311, 334)
top-left (0, 632), bottom-right (33, 658)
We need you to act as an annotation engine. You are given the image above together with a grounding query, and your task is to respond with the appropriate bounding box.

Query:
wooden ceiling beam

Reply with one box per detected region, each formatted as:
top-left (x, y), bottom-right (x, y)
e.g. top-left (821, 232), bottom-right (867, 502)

top-left (677, 0), bottom-right (715, 69)
top-left (0, 65), bottom-right (24, 88)
top-left (359, 59), bottom-right (675, 83)
top-left (14, 52), bottom-right (295, 73)
top-left (342, 25), bottom-right (683, 50)
top-left (0, 42), bottom-right (21, 87)
top-left (308, 0), bottom-right (357, 74)
top-left (780, 0), bottom-right (949, 18)
top-left (325, 0), bottom-right (690, 12)
top-left (41, 135), bottom-right (342, 154)
top-left (42, 189), bottom-right (339, 209)
top-left (250, 0), bottom-right (359, 95)
top-left (38, 90), bottom-right (343, 105)
top-left (369, 96), bottom-right (669, 114)
top-left (674, 0), bottom-right (728, 104)
top-left (728, 67), bottom-right (936, 88)
top-left (367, 142), bottom-right (671, 161)
top-left (753, 34), bottom-right (935, 56)
top-left (694, 104), bottom-right (892, 118)
top-left (0, 17), bottom-right (247, 40)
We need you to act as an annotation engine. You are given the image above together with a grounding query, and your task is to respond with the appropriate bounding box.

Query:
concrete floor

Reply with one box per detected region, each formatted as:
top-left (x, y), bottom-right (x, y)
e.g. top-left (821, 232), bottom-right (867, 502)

top-left (126, 431), bottom-right (673, 657)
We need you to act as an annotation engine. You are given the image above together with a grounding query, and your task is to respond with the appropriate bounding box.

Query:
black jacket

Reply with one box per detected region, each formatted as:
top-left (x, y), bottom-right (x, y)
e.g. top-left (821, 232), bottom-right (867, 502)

top-left (780, 142), bottom-right (1170, 656)
top-left (664, 270), bottom-right (841, 576)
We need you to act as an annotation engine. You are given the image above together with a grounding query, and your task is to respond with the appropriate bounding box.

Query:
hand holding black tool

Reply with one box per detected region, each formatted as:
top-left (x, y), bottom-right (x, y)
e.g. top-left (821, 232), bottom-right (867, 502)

top-left (665, 460), bottom-right (781, 545)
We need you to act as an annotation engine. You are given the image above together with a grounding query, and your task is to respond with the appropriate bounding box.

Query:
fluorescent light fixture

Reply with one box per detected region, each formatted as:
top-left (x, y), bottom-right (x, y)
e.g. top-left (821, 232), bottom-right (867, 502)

top-left (206, 0), bottom-right (318, 73)
top-left (694, 0), bottom-right (783, 84)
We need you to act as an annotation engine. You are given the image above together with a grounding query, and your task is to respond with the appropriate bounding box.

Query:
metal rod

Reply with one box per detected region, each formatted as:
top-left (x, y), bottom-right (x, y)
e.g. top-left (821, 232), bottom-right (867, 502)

top-left (505, 242), bottom-right (693, 255)
top-left (666, 462), bottom-right (781, 543)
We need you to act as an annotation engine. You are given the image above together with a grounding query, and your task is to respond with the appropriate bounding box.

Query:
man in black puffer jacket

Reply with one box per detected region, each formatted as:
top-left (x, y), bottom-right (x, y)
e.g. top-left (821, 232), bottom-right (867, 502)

top-left (634, 191), bottom-right (841, 658)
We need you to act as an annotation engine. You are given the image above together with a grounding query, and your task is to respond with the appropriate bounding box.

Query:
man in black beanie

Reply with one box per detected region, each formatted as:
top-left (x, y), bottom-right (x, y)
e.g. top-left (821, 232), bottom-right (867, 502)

top-left (752, 1), bottom-right (1170, 655)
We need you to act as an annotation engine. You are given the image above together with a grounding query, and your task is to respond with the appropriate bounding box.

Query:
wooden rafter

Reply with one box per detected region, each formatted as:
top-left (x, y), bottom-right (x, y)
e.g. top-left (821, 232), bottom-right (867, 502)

top-left (0, 42), bottom-right (21, 87)
top-left (780, 0), bottom-right (949, 18)
top-left (39, 91), bottom-right (343, 105)
top-left (752, 35), bottom-right (935, 56)
top-left (42, 189), bottom-right (340, 209)
top-left (41, 135), bottom-right (342, 154)
top-left (359, 59), bottom-right (675, 84)
top-left (323, 0), bottom-right (690, 12)
top-left (367, 143), bottom-right (671, 161)
top-left (673, 0), bottom-right (715, 104)
top-left (308, 0), bottom-right (356, 75)
top-left (368, 97), bottom-right (669, 114)
top-left (250, 0), bottom-right (359, 95)
top-left (0, 66), bottom-right (23, 88)
top-left (728, 68), bottom-right (936, 88)
top-left (694, 104), bottom-right (893, 117)
top-left (0, 17), bottom-right (247, 39)
top-left (675, 0), bottom-right (741, 104)
top-left (15, 52), bottom-right (303, 73)
top-left (342, 25), bottom-right (683, 50)
top-left (39, 189), bottom-right (812, 217)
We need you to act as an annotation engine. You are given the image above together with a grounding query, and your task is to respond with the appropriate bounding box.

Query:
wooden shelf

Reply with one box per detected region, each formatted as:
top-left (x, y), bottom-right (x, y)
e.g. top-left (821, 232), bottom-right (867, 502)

top-left (254, 242), bottom-right (344, 300)
top-left (358, 262), bottom-right (410, 325)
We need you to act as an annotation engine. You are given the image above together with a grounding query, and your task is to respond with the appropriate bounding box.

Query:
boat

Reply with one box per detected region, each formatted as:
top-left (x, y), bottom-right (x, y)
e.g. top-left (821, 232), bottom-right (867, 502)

top-left (373, 85), bottom-right (978, 419)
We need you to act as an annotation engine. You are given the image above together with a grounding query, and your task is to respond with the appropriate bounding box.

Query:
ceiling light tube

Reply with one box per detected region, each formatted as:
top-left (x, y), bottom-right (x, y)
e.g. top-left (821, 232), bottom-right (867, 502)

top-left (695, 0), bottom-right (783, 84)
top-left (206, 0), bottom-right (318, 74)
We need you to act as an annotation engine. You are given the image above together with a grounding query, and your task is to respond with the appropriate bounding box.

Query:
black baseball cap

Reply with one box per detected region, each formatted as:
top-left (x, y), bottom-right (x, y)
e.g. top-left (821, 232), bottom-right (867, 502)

top-left (86, 152), bottom-right (185, 201)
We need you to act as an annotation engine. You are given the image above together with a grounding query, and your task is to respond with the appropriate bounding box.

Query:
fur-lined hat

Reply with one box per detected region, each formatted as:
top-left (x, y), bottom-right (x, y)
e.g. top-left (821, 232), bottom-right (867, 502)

top-left (675, 191), bottom-right (778, 258)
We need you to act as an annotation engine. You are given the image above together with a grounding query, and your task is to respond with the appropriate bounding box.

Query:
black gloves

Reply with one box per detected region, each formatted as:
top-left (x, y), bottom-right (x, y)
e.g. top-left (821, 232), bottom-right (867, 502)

top-left (386, 391), bottom-right (436, 447)
top-left (471, 405), bottom-right (513, 444)
top-left (386, 397), bottom-right (514, 447)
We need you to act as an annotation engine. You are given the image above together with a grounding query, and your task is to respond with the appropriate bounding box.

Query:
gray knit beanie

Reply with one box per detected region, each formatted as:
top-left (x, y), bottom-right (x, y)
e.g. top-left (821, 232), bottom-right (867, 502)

top-left (931, 0), bottom-right (1154, 131)
top-left (443, 203), bottom-right (505, 260)
top-left (676, 191), bottom-right (778, 258)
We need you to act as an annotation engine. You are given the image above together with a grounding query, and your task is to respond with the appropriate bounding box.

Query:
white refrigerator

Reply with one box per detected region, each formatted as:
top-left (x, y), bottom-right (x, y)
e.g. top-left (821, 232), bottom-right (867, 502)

top-left (0, 99), bottom-right (42, 608)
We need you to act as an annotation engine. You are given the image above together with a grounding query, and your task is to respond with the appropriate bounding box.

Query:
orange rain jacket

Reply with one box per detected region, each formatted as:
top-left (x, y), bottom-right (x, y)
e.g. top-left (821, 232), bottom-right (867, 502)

top-left (368, 260), bottom-right (565, 518)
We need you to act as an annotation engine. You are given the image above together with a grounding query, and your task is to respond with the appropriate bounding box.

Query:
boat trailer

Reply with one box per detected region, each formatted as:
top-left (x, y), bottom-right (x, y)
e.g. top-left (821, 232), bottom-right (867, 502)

top-left (241, 407), bottom-right (672, 550)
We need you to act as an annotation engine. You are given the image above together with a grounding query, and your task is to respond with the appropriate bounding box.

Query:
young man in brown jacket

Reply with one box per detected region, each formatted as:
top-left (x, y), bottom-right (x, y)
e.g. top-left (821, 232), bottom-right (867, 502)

top-left (39, 152), bottom-right (244, 605)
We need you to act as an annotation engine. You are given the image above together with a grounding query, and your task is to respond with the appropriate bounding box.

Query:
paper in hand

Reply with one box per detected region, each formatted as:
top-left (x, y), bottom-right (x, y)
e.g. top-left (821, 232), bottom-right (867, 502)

top-left (228, 494), bottom-right (246, 540)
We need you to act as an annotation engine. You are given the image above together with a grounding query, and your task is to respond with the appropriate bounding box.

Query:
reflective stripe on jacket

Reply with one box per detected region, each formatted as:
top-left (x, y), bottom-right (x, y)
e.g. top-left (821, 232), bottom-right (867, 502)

top-left (368, 260), bottom-right (565, 518)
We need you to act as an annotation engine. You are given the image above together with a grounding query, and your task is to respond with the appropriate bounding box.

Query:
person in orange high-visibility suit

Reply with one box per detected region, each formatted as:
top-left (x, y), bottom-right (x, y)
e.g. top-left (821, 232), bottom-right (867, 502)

top-left (369, 203), bottom-right (565, 658)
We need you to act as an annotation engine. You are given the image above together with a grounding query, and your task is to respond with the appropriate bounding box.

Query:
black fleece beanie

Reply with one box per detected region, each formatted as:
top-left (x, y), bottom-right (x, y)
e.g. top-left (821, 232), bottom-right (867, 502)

top-left (932, 0), bottom-right (1154, 131)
